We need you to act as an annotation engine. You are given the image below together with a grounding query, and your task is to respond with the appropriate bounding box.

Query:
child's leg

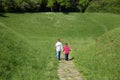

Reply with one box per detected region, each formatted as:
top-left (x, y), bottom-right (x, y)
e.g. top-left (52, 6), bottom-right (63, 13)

top-left (58, 51), bottom-right (61, 60)
top-left (65, 54), bottom-right (67, 60)
top-left (56, 51), bottom-right (61, 60)
top-left (65, 54), bottom-right (68, 61)
top-left (66, 54), bottom-right (69, 61)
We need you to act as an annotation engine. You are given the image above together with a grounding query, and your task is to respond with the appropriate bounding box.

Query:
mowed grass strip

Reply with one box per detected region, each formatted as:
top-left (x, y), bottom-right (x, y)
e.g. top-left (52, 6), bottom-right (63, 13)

top-left (0, 13), bottom-right (120, 80)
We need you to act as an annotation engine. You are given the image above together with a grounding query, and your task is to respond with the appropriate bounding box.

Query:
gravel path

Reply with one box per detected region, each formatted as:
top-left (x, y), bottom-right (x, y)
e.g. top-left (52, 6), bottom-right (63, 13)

top-left (58, 54), bottom-right (82, 80)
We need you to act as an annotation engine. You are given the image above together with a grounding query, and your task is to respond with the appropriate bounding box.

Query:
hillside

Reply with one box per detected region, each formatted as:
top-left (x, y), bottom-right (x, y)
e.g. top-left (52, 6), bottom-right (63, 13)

top-left (0, 14), bottom-right (59, 80)
top-left (0, 23), bottom-right (48, 80)
top-left (0, 13), bottom-right (120, 80)
top-left (86, 0), bottom-right (120, 13)
top-left (0, 23), bottom-right (30, 80)
top-left (74, 27), bottom-right (120, 80)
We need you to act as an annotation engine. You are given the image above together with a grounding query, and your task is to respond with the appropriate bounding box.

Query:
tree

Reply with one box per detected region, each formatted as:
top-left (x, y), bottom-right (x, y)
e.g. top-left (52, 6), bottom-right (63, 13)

top-left (13, 0), bottom-right (25, 12)
top-left (47, 0), bottom-right (56, 12)
top-left (57, 0), bottom-right (65, 11)
top-left (5, 0), bottom-right (17, 12)
top-left (78, 0), bottom-right (89, 12)
top-left (0, 0), bottom-right (99, 12)
top-left (65, 0), bottom-right (71, 8)
top-left (0, 0), bottom-right (4, 12)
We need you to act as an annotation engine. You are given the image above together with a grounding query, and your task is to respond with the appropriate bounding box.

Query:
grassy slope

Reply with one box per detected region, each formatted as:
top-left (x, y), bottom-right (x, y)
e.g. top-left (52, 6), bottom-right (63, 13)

top-left (74, 28), bottom-right (120, 80)
top-left (0, 23), bottom-right (37, 80)
top-left (0, 13), bottom-right (120, 80)
top-left (0, 13), bottom-right (59, 80)
top-left (1, 13), bottom-right (120, 37)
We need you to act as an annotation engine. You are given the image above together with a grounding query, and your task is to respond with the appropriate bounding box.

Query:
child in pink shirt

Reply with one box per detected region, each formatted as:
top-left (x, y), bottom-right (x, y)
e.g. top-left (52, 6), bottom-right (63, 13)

top-left (63, 43), bottom-right (71, 61)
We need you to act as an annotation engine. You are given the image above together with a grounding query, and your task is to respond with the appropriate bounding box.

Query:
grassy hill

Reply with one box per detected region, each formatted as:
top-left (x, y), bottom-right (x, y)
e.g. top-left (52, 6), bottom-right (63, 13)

top-left (0, 13), bottom-right (120, 80)
top-left (74, 27), bottom-right (120, 80)
top-left (0, 23), bottom-right (32, 80)
top-left (0, 23), bottom-right (58, 80)
top-left (86, 0), bottom-right (120, 14)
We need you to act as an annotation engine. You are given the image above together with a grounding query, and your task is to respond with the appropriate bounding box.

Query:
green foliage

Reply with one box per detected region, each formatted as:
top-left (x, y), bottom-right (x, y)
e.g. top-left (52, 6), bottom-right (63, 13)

top-left (0, 0), bottom-right (120, 13)
top-left (86, 0), bottom-right (120, 13)
top-left (0, 0), bottom-right (91, 12)
top-left (47, 0), bottom-right (56, 11)
top-left (57, 0), bottom-right (65, 6)
top-left (77, 0), bottom-right (89, 12)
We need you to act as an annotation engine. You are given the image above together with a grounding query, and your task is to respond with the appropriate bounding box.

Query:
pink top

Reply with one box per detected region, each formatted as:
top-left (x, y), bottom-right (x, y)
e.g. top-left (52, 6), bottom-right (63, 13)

top-left (63, 45), bottom-right (71, 54)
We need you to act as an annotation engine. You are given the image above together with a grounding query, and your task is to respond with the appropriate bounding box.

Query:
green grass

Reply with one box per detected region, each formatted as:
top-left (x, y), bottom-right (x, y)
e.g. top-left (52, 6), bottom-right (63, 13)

top-left (0, 16), bottom-right (58, 80)
top-left (0, 23), bottom-right (35, 80)
top-left (0, 13), bottom-right (120, 80)
top-left (74, 27), bottom-right (120, 80)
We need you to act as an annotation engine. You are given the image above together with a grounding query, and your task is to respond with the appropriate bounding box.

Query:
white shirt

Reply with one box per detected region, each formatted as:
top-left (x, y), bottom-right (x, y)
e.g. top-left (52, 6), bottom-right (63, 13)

top-left (55, 41), bottom-right (63, 51)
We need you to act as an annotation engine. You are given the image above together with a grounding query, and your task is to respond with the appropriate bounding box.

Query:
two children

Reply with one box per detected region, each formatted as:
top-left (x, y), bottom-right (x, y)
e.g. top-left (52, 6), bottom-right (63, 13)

top-left (55, 39), bottom-right (71, 61)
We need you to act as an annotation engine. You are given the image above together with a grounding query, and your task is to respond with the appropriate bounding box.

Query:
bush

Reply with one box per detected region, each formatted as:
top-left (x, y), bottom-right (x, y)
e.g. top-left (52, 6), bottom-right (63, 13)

top-left (86, 0), bottom-right (120, 14)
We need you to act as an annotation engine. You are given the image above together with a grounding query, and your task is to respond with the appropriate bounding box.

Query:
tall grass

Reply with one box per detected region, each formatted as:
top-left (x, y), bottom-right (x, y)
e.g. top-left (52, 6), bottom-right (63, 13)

top-left (74, 28), bottom-right (120, 80)
top-left (0, 23), bottom-right (58, 80)
top-left (0, 23), bottom-right (33, 80)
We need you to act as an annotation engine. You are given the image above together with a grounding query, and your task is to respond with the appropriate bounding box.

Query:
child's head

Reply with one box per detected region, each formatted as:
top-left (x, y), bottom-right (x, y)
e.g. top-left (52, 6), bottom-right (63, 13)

top-left (57, 38), bottom-right (61, 42)
top-left (65, 43), bottom-right (68, 45)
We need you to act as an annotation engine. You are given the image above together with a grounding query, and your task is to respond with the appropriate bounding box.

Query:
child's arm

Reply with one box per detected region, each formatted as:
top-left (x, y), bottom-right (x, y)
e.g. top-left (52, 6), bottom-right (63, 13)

top-left (63, 47), bottom-right (64, 52)
top-left (69, 46), bottom-right (71, 51)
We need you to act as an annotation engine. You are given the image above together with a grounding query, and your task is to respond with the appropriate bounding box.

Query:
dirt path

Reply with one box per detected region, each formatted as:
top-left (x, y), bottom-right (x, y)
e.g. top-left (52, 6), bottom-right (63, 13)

top-left (58, 54), bottom-right (82, 80)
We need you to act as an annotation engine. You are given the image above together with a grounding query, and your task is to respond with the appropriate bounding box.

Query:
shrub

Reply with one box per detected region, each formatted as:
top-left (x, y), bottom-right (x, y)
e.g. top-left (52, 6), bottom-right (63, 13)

top-left (86, 0), bottom-right (120, 14)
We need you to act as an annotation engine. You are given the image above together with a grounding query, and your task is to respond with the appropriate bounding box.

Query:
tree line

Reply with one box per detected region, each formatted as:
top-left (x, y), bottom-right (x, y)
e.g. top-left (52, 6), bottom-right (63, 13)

top-left (0, 0), bottom-right (92, 12)
top-left (86, 0), bottom-right (120, 14)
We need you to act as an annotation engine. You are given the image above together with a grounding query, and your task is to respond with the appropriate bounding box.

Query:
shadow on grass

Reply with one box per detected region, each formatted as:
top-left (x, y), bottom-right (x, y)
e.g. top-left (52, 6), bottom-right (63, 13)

top-left (0, 13), bottom-right (9, 17)
top-left (62, 12), bottom-right (70, 15)
top-left (60, 57), bottom-right (74, 61)
top-left (69, 57), bottom-right (74, 60)
top-left (62, 11), bottom-right (81, 15)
